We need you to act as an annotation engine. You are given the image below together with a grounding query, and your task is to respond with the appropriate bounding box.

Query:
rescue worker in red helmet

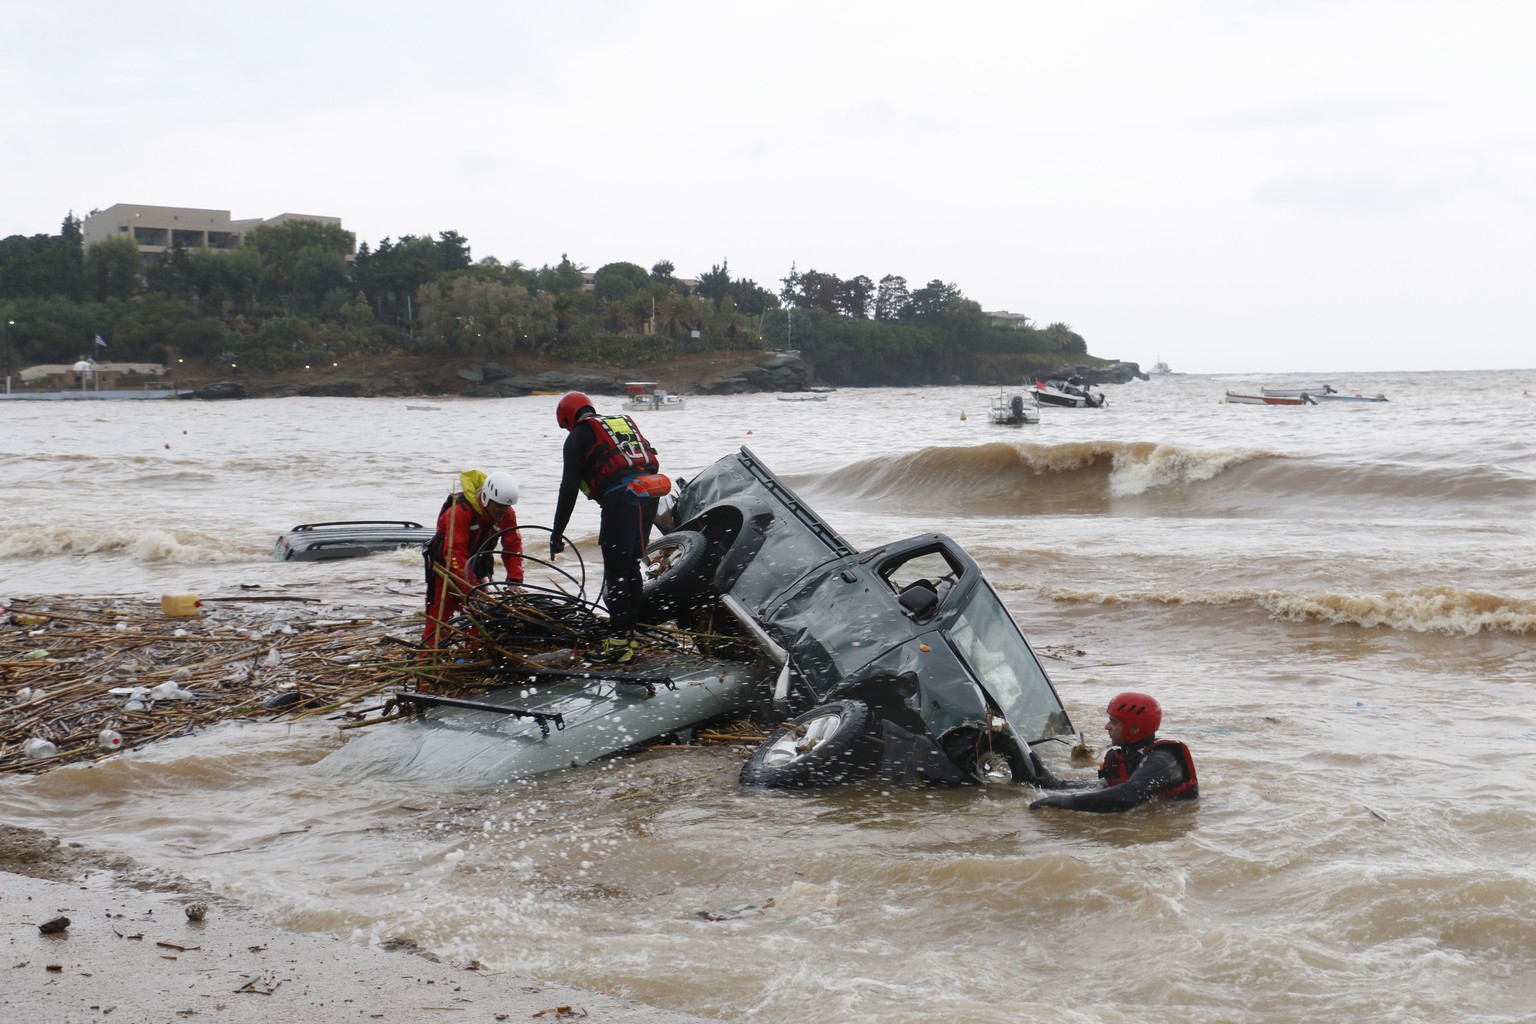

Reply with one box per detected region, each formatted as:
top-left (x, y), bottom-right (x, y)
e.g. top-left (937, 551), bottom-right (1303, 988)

top-left (420, 469), bottom-right (524, 656)
top-left (1028, 692), bottom-right (1198, 812)
top-left (550, 392), bottom-right (669, 662)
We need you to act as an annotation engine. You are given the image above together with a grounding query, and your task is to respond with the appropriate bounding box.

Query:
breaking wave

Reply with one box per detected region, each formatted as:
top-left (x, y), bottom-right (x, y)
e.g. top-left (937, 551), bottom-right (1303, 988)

top-left (804, 440), bottom-right (1279, 514)
top-left (1042, 584), bottom-right (1536, 636)
top-left (0, 523), bottom-right (263, 564)
top-left (802, 441), bottom-right (1536, 518)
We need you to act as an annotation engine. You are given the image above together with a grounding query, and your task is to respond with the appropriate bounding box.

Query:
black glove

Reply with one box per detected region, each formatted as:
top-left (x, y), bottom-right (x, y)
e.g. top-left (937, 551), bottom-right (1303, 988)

top-left (549, 537), bottom-right (565, 558)
top-left (1026, 749), bottom-right (1062, 786)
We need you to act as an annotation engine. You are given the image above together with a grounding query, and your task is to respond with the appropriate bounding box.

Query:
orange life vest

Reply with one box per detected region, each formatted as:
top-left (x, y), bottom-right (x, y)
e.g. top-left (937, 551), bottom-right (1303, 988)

top-left (579, 414), bottom-right (659, 497)
top-left (1099, 739), bottom-right (1199, 800)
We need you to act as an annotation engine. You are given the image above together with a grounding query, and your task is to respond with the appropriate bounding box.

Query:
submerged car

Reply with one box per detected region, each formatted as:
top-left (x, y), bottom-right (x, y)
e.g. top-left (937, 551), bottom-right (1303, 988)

top-left (273, 520), bottom-right (431, 561)
top-left (642, 446), bottom-right (1076, 787)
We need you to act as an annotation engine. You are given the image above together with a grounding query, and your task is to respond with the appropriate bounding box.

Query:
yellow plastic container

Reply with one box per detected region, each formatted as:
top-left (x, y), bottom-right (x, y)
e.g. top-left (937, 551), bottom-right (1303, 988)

top-left (160, 593), bottom-right (202, 617)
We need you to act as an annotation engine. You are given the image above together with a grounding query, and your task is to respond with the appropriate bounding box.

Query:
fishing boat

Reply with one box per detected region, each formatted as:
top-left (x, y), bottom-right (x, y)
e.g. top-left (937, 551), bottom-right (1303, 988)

top-left (1315, 391), bottom-right (1389, 402)
top-left (1260, 385), bottom-right (1388, 403)
top-left (622, 381), bottom-right (688, 411)
top-left (988, 390), bottom-right (1041, 425)
top-left (1151, 359), bottom-right (1172, 375)
top-left (1224, 391), bottom-right (1316, 406)
top-left (1261, 385), bottom-right (1334, 398)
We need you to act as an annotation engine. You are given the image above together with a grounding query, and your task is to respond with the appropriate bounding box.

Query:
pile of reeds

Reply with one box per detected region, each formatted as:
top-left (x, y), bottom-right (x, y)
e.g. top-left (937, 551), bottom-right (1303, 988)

top-left (2, 594), bottom-right (770, 776)
top-left (0, 594), bottom-right (445, 775)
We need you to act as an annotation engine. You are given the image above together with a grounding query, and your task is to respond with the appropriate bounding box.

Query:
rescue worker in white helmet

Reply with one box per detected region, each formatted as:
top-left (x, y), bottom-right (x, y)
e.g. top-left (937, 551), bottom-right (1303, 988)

top-left (420, 470), bottom-right (523, 655)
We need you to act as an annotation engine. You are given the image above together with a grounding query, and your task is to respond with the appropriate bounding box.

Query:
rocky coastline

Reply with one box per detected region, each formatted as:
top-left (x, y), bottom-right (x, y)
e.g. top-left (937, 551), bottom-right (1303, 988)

top-left (171, 350), bottom-right (1145, 401)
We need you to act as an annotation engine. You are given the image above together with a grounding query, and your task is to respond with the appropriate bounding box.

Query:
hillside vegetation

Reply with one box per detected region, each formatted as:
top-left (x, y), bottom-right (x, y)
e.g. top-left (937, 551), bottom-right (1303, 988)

top-left (1, 214), bottom-right (1135, 388)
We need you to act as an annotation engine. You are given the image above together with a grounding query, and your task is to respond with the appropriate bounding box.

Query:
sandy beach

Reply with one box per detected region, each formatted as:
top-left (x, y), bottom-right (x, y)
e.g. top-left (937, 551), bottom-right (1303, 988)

top-left (1, 825), bottom-right (709, 1024)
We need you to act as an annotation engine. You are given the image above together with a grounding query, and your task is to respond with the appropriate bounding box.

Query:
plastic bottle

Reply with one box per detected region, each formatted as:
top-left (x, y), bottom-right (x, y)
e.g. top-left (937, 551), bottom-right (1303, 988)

top-left (23, 738), bottom-right (58, 760)
top-left (98, 730), bottom-right (124, 751)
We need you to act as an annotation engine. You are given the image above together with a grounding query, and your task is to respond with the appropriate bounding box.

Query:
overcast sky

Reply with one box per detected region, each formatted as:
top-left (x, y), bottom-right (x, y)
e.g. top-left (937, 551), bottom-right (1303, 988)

top-left (4, 1), bottom-right (1532, 373)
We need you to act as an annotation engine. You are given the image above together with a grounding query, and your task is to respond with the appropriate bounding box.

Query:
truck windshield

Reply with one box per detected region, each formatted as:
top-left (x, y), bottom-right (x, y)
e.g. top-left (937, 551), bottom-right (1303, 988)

top-left (944, 584), bottom-right (1070, 742)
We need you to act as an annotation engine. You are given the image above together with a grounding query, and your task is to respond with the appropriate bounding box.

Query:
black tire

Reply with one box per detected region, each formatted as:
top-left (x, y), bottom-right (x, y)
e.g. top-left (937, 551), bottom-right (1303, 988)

top-left (739, 699), bottom-right (874, 788)
top-left (640, 529), bottom-right (715, 619)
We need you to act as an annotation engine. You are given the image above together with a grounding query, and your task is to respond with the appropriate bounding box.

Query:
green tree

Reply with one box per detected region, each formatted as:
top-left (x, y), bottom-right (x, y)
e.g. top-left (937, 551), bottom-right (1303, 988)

top-left (417, 277), bottom-right (554, 354)
top-left (875, 274), bottom-right (910, 321)
top-left (836, 275), bottom-right (875, 319)
top-left (650, 260), bottom-right (677, 289)
top-left (0, 229), bottom-right (79, 301)
top-left (144, 240), bottom-right (193, 300)
top-left (592, 261), bottom-right (650, 304)
top-left (537, 254), bottom-right (588, 296)
top-left (83, 236), bottom-right (143, 302)
top-left (437, 230), bottom-right (472, 271)
top-left (1043, 321), bottom-right (1087, 353)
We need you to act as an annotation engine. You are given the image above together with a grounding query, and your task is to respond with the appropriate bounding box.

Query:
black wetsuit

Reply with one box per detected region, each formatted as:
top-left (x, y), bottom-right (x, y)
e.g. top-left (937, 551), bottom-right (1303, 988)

top-left (1030, 738), bottom-right (1197, 813)
top-left (551, 417), bottom-right (659, 634)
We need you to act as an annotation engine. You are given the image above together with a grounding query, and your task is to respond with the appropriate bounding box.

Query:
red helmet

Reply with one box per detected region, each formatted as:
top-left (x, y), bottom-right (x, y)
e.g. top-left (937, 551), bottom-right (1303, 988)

top-left (556, 391), bottom-right (595, 430)
top-left (1107, 692), bottom-right (1161, 742)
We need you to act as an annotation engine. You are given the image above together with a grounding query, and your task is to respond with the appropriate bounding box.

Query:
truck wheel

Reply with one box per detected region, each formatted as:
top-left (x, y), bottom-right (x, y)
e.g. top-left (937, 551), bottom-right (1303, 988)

top-left (641, 529), bottom-right (714, 618)
top-left (739, 700), bottom-right (873, 788)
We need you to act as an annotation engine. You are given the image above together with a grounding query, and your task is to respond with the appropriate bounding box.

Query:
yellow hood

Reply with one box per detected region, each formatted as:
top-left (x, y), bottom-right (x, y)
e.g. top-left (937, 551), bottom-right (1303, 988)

top-left (458, 469), bottom-right (488, 516)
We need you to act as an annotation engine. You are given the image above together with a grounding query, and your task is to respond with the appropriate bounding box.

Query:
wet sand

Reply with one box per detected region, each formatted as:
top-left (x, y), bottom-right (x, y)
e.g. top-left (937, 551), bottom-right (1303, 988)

top-left (1, 825), bottom-right (708, 1024)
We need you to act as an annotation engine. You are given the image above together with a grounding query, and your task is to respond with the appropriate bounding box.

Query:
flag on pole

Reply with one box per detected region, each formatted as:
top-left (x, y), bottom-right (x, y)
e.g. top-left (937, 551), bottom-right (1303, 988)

top-left (94, 334), bottom-right (107, 347)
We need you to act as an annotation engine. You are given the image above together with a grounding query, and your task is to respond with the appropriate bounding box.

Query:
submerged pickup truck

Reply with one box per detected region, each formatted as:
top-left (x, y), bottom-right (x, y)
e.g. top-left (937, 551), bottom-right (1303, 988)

top-left (320, 447), bottom-right (1074, 790)
top-left (643, 446), bottom-right (1075, 787)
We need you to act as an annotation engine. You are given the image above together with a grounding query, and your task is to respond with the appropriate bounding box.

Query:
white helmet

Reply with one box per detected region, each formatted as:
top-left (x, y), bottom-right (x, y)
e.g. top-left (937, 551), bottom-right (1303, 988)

top-left (479, 471), bottom-right (519, 507)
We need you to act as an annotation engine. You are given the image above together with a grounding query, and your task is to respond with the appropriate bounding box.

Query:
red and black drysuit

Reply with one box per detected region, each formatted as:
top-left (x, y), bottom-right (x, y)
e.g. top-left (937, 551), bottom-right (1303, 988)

top-left (1029, 738), bottom-right (1198, 812)
top-left (421, 491), bottom-right (523, 652)
top-left (550, 412), bottom-right (661, 636)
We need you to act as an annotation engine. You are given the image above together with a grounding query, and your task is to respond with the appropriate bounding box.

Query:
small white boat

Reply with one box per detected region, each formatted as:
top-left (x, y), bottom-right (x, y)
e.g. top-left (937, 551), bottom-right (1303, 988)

top-left (777, 393), bottom-right (828, 402)
top-left (1260, 385), bottom-right (1388, 403)
top-left (1151, 360), bottom-right (1172, 375)
top-left (1225, 391), bottom-right (1316, 406)
top-left (989, 390), bottom-right (1041, 425)
top-left (623, 381), bottom-right (687, 411)
top-left (1316, 392), bottom-right (1388, 402)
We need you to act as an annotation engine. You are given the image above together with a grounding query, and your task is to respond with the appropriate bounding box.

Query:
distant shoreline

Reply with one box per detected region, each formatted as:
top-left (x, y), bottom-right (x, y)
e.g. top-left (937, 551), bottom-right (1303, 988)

top-left (4, 348), bottom-right (1142, 401)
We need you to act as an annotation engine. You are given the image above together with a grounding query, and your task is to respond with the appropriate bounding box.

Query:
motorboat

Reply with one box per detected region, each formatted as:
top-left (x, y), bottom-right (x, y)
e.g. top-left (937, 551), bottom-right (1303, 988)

top-left (623, 381), bottom-right (688, 411)
top-left (988, 390), bottom-right (1041, 425)
top-left (1224, 391), bottom-right (1316, 406)
top-left (273, 520), bottom-right (431, 561)
top-left (1032, 376), bottom-right (1107, 408)
top-left (777, 393), bottom-right (828, 402)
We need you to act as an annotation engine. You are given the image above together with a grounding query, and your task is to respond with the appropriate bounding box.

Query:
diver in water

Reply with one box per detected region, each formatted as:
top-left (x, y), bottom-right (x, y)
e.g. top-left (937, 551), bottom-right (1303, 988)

top-left (1028, 692), bottom-right (1198, 812)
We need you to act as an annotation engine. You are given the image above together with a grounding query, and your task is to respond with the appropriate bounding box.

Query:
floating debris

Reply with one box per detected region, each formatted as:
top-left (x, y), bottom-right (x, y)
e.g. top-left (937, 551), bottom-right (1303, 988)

top-left (2, 595), bottom-right (424, 774)
top-left (3, 593), bottom-right (754, 774)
